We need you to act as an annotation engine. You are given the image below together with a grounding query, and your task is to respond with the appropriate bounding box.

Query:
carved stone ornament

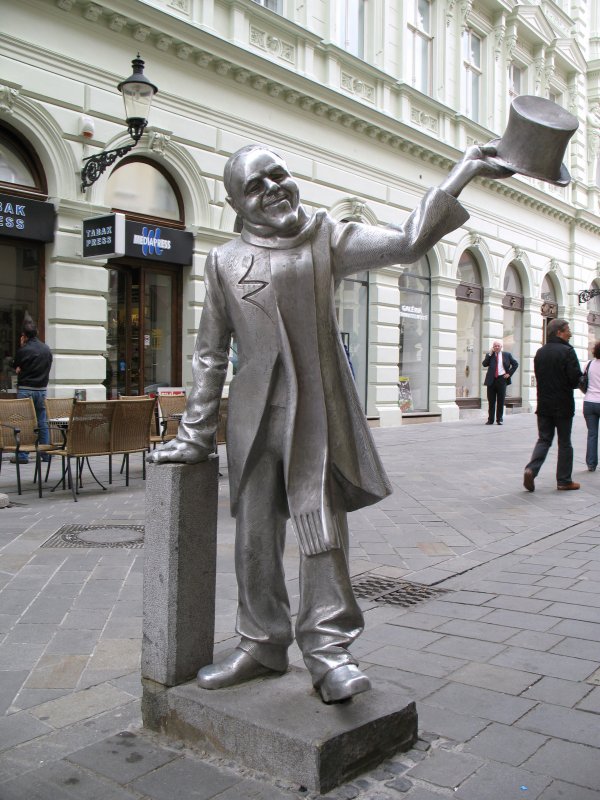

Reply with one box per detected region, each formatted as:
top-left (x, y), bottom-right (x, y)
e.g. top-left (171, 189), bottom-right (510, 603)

top-left (514, 247), bottom-right (524, 260)
top-left (587, 104), bottom-right (600, 162)
top-left (410, 107), bottom-right (438, 133)
top-left (250, 26), bottom-right (295, 64)
top-left (177, 45), bottom-right (193, 61)
top-left (149, 131), bottom-right (171, 155)
top-left (84, 3), bottom-right (102, 21)
top-left (549, 259), bottom-right (559, 273)
top-left (168, 0), bottom-right (190, 12)
top-left (349, 198), bottom-right (366, 219)
top-left (56, 0), bottom-right (74, 10)
top-left (470, 233), bottom-right (482, 247)
top-left (109, 14), bottom-right (127, 32)
top-left (340, 73), bottom-right (375, 103)
top-left (133, 26), bottom-right (150, 42)
top-left (156, 35), bottom-right (172, 52)
top-left (0, 84), bottom-right (18, 112)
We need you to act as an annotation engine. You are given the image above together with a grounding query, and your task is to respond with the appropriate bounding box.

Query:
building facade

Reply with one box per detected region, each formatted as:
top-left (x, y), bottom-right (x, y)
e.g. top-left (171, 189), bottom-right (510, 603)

top-left (2, 0), bottom-right (600, 424)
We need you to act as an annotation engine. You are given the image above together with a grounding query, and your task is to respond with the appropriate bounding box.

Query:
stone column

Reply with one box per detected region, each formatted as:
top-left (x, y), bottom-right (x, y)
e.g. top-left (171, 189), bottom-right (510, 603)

top-left (142, 458), bottom-right (219, 687)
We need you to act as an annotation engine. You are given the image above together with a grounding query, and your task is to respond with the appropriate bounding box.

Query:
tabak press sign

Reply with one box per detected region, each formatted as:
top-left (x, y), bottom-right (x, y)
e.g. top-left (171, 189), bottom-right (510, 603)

top-left (83, 214), bottom-right (193, 265)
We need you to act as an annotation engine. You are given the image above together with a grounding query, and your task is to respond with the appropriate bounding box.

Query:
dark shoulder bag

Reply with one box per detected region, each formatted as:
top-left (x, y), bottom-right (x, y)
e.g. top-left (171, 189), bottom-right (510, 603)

top-left (579, 361), bottom-right (592, 393)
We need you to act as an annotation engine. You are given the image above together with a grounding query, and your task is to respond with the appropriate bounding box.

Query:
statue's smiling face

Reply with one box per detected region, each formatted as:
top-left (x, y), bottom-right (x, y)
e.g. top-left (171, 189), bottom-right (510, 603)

top-left (228, 149), bottom-right (301, 234)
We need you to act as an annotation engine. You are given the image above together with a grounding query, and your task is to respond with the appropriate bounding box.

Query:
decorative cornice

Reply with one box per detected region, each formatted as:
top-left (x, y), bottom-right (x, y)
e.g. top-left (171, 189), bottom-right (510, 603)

top-left (7, 2), bottom-right (590, 231)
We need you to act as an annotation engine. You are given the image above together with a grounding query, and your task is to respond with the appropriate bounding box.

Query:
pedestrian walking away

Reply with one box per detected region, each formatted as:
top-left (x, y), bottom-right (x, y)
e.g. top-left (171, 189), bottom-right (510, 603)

top-left (582, 340), bottom-right (600, 472)
top-left (523, 318), bottom-right (582, 492)
top-left (482, 340), bottom-right (518, 425)
top-left (12, 319), bottom-right (53, 464)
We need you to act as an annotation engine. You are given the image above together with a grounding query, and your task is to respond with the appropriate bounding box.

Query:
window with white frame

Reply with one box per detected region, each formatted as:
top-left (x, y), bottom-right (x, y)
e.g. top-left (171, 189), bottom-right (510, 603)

top-left (336, 0), bottom-right (365, 58)
top-left (462, 29), bottom-right (482, 122)
top-left (251, 0), bottom-right (282, 12)
top-left (508, 63), bottom-right (522, 101)
top-left (407, 0), bottom-right (433, 94)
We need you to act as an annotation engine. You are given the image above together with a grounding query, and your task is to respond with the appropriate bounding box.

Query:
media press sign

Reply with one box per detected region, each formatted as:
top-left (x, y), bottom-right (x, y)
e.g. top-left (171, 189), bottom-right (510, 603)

top-left (83, 214), bottom-right (193, 265)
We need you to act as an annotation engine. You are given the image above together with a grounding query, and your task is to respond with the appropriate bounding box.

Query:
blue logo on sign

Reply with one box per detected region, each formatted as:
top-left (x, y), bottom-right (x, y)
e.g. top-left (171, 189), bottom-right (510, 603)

top-left (142, 227), bottom-right (163, 257)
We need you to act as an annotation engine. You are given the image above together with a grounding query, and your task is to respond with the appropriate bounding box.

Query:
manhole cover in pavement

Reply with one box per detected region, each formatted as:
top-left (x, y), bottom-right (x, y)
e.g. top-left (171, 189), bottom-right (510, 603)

top-left (351, 574), bottom-right (451, 607)
top-left (41, 524), bottom-right (144, 549)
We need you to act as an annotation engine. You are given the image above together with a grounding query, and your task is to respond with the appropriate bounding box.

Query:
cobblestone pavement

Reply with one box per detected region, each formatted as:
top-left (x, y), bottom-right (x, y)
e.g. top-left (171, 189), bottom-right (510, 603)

top-left (1, 413), bottom-right (599, 799)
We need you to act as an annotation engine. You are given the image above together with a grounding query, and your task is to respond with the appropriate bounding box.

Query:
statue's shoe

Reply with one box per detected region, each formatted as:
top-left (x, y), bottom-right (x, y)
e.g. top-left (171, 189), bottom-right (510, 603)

top-left (318, 664), bottom-right (372, 704)
top-left (197, 648), bottom-right (280, 689)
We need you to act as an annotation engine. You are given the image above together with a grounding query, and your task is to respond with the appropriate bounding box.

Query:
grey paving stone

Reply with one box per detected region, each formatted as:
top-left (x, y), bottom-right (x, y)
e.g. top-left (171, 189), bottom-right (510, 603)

top-left (132, 755), bottom-right (240, 799)
top-left (0, 642), bottom-right (45, 669)
top-left (534, 587), bottom-right (600, 607)
top-left (60, 610), bottom-right (111, 629)
top-left (504, 630), bottom-right (565, 652)
top-left (0, 760), bottom-right (140, 799)
top-left (446, 662), bottom-right (538, 694)
top-left (29, 684), bottom-right (135, 727)
top-left (365, 645), bottom-right (466, 677)
top-left (522, 676), bottom-right (594, 708)
top-left (516, 703), bottom-right (599, 747)
top-left (454, 760), bottom-right (552, 799)
top-left (576, 686), bottom-right (600, 713)
top-left (535, 577), bottom-right (576, 589)
top-left (416, 703), bottom-right (490, 741)
top-left (549, 619), bottom-right (600, 640)
top-left (539, 780), bottom-right (600, 800)
top-left (388, 611), bottom-right (451, 630)
top-left (19, 597), bottom-right (73, 624)
top-left (363, 665), bottom-right (445, 700)
top-left (523, 739), bottom-right (600, 789)
top-left (0, 711), bottom-right (53, 752)
top-left (45, 629), bottom-right (101, 655)
top-left (0, 669), bottom-right (28, 714)
top-left (384, 775), bottom-right (413, 792)
top-left (480, 609), bottom-right (562, 632)
top-left (489, 646), bottom-right (597, 681)
top-left (10, 687), bottom-right (72, 711)
top-left (418, 600), bottom-right (492, 620)
top-left (540, 602), bottom-right (600, 623)
top-left (208, 778), bottom-right (298, 799)
top-left (482, 595), bottom-right (553, 613)
top-left (67, 731), bottom-right (178, 783)
top-left (423, 635), bottom-right (507, 662)
top-left (361, 624), bottom-right (442, 650)
top-left (408, 749), bottom-right (483, 788)
top-left (434, 619), bottom-right (519, 643)
top-left (422, 682), bottom-right (536, 724)
top-left (549, 637), bottom-right (600, 661)
top-left (468, 581), bottom-right (540, 598)
top-left (463, 722), bottom-right (548, 766)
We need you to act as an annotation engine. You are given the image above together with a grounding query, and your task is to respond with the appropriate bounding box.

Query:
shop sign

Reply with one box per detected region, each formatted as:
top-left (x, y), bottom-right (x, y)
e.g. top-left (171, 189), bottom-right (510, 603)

top-left (0, 193), bottom-right (55, 242)
top-left (124, 221), bottom-right (193, 265)
top-left (83, 213), bottom-right (125, 258)
top-left (399, 304), bottom-right (428, 321)
top-left (83, 217), bottom-right (193, 265)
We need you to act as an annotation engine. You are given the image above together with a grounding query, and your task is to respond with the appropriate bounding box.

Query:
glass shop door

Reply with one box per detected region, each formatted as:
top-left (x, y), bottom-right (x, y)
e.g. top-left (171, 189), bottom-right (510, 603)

top-left (106, 263), bottom-right (181, 397)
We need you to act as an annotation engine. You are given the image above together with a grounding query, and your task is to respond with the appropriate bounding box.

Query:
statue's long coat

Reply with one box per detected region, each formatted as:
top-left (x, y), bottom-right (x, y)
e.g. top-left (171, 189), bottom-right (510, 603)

top-left (178, 188), bottom-right (469, 537)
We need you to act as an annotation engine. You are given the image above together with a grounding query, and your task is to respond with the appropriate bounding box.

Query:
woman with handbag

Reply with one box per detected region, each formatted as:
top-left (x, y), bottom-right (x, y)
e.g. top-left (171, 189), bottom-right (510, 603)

top-left (582, 341), bottom-right (600, 471)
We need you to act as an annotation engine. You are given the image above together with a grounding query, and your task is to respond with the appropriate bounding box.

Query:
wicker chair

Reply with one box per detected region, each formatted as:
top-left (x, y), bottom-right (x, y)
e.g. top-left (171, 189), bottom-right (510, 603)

top-left (43, 397), bottom-right (75, 483)
top-left (0, 398), bottom-right (55, 496)
top-left (156, 394), bottom-right (186, 444)
top-left (49, 400), bottom-right (116, 502)
top-left (110, 397), bottom-right (156, 484)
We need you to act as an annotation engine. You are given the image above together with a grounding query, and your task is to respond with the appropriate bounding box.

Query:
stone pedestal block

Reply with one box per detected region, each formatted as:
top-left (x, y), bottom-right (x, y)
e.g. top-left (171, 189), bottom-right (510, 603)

top-left (142, 458), bottom-right (219, 686)
top-left (142, 667), bottom-right (417, 794)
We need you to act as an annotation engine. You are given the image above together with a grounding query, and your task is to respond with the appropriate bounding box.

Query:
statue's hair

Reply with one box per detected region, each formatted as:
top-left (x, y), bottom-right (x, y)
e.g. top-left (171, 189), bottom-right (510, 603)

top-left (223, 144), bottom-right (283, 197)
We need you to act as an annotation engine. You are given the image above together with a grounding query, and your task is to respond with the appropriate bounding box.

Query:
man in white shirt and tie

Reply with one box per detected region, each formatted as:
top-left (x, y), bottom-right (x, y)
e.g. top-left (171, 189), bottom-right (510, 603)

top-left (482, 341), bottom-right (519, 425)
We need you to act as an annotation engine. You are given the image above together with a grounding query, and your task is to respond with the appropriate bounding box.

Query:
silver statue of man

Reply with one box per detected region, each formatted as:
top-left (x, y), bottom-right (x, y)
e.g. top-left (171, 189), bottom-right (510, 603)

top-left (148, 142), bottom-right (511, 703)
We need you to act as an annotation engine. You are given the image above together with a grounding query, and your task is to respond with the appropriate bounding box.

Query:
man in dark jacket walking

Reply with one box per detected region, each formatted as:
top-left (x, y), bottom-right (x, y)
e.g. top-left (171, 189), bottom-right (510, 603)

top-left (524, 319), bottom-right (582, 491)
top-left (13, 320), bottom-right (53, 464)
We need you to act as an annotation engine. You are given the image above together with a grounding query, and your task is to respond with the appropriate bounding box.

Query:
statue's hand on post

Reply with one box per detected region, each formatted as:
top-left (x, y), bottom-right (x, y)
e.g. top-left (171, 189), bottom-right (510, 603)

top-left (146, 438), bottom-right (212, 465)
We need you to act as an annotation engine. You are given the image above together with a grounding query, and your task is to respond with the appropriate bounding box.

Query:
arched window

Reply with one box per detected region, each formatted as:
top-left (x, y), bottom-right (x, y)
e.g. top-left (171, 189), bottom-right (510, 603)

top-left (503, 264), bottom-right (524, 404)
top-left (540, 274), bottom-right (558, 343)
top-left (0, 125), bottom-right (48, 390)
top-left (105, 158), bottom-right (183, 224)
top-left (398, 255), bottom-right (431, 411)
top-left (456, 251), bottom-right (483, 407)
top-left (0, 124), bottom-right (46, 196)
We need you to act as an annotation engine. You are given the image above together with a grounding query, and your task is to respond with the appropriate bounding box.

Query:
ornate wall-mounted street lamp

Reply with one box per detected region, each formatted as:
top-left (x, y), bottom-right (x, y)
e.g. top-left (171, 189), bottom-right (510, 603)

top-left (80, 55), bottom-right (158, 192)
top-left (579, 287), bottom-right (600, 304)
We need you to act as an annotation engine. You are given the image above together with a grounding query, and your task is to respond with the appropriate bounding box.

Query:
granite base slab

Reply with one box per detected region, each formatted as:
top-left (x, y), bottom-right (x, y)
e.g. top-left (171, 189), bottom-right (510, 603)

top-left (142, 667), bottom-right (417, 794)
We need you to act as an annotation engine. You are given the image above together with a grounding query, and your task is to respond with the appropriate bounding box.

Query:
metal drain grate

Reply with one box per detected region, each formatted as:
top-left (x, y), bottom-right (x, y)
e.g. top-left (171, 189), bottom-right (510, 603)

top-left (351, 574), bottom-right (450, 607)
top-left (41, 523), bottom-right (144, 549)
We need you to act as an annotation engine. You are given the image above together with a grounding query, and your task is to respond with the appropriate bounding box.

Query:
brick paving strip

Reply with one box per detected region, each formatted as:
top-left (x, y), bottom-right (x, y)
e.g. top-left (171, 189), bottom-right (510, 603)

top-left (0, 415), bottom-right (599, 798)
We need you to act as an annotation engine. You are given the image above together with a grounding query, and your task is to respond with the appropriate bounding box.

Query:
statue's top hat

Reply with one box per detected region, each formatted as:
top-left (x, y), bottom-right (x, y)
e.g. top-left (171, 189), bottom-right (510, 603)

top-left (490, 96), bottom-right (578, 186)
